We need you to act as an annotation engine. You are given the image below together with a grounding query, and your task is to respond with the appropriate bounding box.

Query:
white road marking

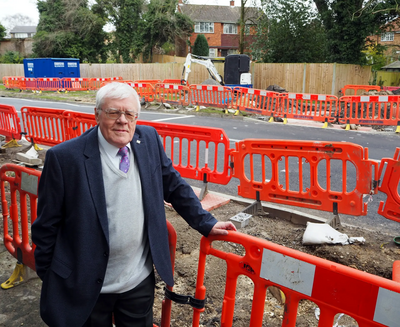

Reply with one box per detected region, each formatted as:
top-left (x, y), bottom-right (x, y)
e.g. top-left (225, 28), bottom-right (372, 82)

top-left (153, 115), bottom-right (195, 122)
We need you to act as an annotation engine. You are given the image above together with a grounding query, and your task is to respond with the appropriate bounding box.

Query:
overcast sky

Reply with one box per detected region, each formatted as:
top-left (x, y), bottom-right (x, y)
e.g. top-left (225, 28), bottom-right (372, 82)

top-left (0, 0), bottom-right (253, 27)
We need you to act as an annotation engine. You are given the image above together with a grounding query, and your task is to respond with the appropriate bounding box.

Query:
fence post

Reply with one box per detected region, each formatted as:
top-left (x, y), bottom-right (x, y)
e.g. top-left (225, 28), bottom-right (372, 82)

top-left (331, 62), bottom-right (337, 95)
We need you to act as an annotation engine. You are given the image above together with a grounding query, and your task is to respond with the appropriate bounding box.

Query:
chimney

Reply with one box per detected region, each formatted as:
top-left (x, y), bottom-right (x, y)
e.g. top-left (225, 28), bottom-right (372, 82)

top-left (230, 0), bottom-right (234, 6)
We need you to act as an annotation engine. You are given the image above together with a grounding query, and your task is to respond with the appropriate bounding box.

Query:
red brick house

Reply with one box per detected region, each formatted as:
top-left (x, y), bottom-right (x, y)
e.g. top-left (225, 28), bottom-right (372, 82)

top-left (178, 0), bottom-right (261, 58)
top-left (369, 19), bottom-right (400, 61)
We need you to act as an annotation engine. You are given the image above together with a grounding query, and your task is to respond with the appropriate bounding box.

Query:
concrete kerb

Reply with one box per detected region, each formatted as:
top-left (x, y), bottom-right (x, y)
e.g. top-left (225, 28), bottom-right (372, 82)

top-left (244, 116), bottom-right (375, 133)
top-left (191, 186), bottom-right (327, 227)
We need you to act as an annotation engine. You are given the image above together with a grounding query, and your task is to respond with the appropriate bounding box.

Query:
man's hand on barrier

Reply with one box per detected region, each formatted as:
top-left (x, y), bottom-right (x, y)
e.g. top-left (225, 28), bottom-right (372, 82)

top-left (209, 221), bottom-right (237, 236)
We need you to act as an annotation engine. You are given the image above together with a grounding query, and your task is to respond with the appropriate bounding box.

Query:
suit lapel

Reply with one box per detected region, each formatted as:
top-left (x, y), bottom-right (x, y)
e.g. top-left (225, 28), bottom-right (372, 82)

top-left (83, 126), bottom-right (109, 243)
top-left (131, 132), bottom-right (149, 187)
top-left (131, 131), bottom-right (152, 224)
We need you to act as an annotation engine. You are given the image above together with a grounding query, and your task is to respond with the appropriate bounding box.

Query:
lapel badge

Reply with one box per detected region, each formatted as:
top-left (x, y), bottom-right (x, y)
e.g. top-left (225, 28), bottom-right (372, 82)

top-left (136, 140), bottom-right (141, 144)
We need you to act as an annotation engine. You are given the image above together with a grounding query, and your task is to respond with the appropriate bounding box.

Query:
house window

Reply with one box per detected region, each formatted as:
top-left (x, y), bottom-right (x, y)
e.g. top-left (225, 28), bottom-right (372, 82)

top-left (194, 22), bottom-right (214, 33)
top-left (245, 25), bottom-right (253, 35)
top-left (209, 48), bottom-right (218, 57)
top-left (227, 49), bottom-right (238, 55)
top-left (223, 24), bottom-right (237, 34)
top-left (381, 32), bottom-right (394, 42)
top-left (14, 33), bottom-right (28, 38)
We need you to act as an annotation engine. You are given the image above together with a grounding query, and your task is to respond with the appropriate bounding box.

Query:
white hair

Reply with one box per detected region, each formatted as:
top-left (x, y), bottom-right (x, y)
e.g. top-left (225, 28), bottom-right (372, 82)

top-left (96, 82), bottom-right (141, 115)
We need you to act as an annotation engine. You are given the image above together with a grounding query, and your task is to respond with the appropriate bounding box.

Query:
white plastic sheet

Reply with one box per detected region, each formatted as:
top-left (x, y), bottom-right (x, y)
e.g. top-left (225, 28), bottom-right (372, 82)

top-left (302, 222), bottom-right (365, 245)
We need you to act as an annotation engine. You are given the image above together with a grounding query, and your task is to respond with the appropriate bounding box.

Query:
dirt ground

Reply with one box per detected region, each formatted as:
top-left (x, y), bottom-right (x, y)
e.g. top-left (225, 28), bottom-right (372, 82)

top-left (0, 143), bottom-right (399, 327)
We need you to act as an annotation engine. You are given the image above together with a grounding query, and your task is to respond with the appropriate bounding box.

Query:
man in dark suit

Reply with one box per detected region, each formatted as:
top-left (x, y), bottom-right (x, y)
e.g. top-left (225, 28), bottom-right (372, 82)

top-left (32, 82), bottom-right (236, 327)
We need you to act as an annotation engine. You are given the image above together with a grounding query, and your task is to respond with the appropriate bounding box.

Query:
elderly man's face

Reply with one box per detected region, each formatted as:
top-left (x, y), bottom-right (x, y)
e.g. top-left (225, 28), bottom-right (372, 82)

top-left (95, 94), bottom-right (139, 148)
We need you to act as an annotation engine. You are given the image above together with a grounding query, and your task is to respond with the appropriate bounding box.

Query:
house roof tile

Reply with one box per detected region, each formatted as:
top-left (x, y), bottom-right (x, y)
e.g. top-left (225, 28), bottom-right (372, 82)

top-left (180, 4), bottom-right (261, 24)
top-left (10, 26), bottom-right (37, 33)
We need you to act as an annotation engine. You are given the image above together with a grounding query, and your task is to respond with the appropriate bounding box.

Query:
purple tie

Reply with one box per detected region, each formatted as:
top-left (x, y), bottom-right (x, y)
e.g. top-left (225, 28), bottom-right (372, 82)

top-left (118, 146), bottom-right (130, 173)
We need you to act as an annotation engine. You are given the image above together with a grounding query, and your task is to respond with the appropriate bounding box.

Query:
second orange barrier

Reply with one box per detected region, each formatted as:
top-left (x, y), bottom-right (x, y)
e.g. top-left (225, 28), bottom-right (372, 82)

top-left (231, 139), bottom-right (378, 216)
top-left (378, 148), bottom-right (400, 222)
top-left (193, 231), bottom-right (400, 327)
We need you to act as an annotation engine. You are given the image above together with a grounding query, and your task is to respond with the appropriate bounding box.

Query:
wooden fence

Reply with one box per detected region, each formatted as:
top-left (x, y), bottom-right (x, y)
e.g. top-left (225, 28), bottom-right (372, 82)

top-left (0, 56), bottom-right (373, 96)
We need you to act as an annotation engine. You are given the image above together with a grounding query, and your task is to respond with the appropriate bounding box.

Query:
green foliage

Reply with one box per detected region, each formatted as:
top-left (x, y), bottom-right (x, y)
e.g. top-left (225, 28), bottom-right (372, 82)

top-left (253, 0), bottom-right (328, 63)
top-left (192, 34), bottom-right (209, 56)
top-left (33, 0), bottom-right (108, 62)
top-left (138, 0), bottom-right (193, 62)
top-left (0, 23), bottom-right (6, 40)
top-left (0, 51), bottom-right (24, 63)
top-left (313, 0), bottom-right (397, 64)
top-left (161, 41), bottom-right (175, 55)
top-left (363, 44), bottom-right (389, 85)
top-left (363, 44), bottom-right (388, 72)
top-left (97, 0), bottom-right (144, 63)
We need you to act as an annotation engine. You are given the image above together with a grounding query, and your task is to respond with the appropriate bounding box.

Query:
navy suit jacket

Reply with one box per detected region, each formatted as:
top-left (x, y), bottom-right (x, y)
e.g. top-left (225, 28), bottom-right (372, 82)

top-left (32, 125), bottom-right (217, 327)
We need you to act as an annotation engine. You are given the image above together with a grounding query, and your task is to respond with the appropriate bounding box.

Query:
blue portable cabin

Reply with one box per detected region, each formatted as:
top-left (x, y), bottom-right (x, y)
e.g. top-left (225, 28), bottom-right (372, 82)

top-left (23, 58), bottom-right (80, 78)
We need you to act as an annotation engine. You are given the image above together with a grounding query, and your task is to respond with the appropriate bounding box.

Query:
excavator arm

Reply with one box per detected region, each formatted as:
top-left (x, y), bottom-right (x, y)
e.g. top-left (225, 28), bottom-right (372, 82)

top-left (181, 54), bottom-right (224, 86)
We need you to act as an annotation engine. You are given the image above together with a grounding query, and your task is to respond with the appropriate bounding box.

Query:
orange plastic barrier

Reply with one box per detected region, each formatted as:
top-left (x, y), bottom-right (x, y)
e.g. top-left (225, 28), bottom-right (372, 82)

top-left (189, 84), bottom-right (234, 110)
top-left (279, 92), bottom-right (339, 124)
top-left (61, 78), bottom-right (90, 91)
top-left (234, 87), bottom-right (284, 116)
top-left (339, 95), bottom-right (400, 127)
top-left (159, 220), bottom-right (177, 327)
top-left (193, 231), bottom-right (400, 327)
top-left (3, 76), bottom-right (12, 89)
top-left (231, 139), bottom-right (378, 216)
top-left (2, 76), bottom-right (8, 88)
top-left (99, 80), bottom-right (135, 88)
top-left (124, 82), bottom-right (157, 103)
top-left (19, 77), bottom-right (37, 91)
top-left (0, 164), bottom-right (41, 271)
top-left (162, 79), bottom-right (183, 85)
top-left (4, 76), bottom-right (23, 90)
top-left (89, 77), bottom-right (122, 90)
top-left (135, 79), bottom-right (161, 85)
top-left (378, 148), bottom-right (400, 222)
top-left (64, 111), bottom-right (97, 140)
top-left (155, 83), bottom-right (190, 107)
top-left (137, 121), bottom-right (232, 185)
top-left (21, 107), bottom-right (69, 146)
top-left (36, 78), bottom-right (61, 92)
top-left (0, 104), bottom-right (22, 141)
top-left (89, 77), bottom-right (107, 90)
top-left (340, 84), bottom-right (381, 96)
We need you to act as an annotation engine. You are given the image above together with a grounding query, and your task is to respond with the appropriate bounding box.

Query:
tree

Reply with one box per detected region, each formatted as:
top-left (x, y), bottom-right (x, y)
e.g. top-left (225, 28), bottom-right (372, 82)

top-left (238, 0), bottom-right (259, 54)
top-left (192, 34), bottom-right (209, 56)
top-left (138, 0), bottom-right (193, 62)
top-left (252, 0), bottom-right (328, 63)
top-left (363, 43), bottom-right (389, 85)
top-left (313, 0), bottom-right (396, 64)
top-left (97, 0), bottom-right (144, 63)
top-left (0, 23), bottom-right (6, 40)
top-left (33, 0), bottom-right (108, 62)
